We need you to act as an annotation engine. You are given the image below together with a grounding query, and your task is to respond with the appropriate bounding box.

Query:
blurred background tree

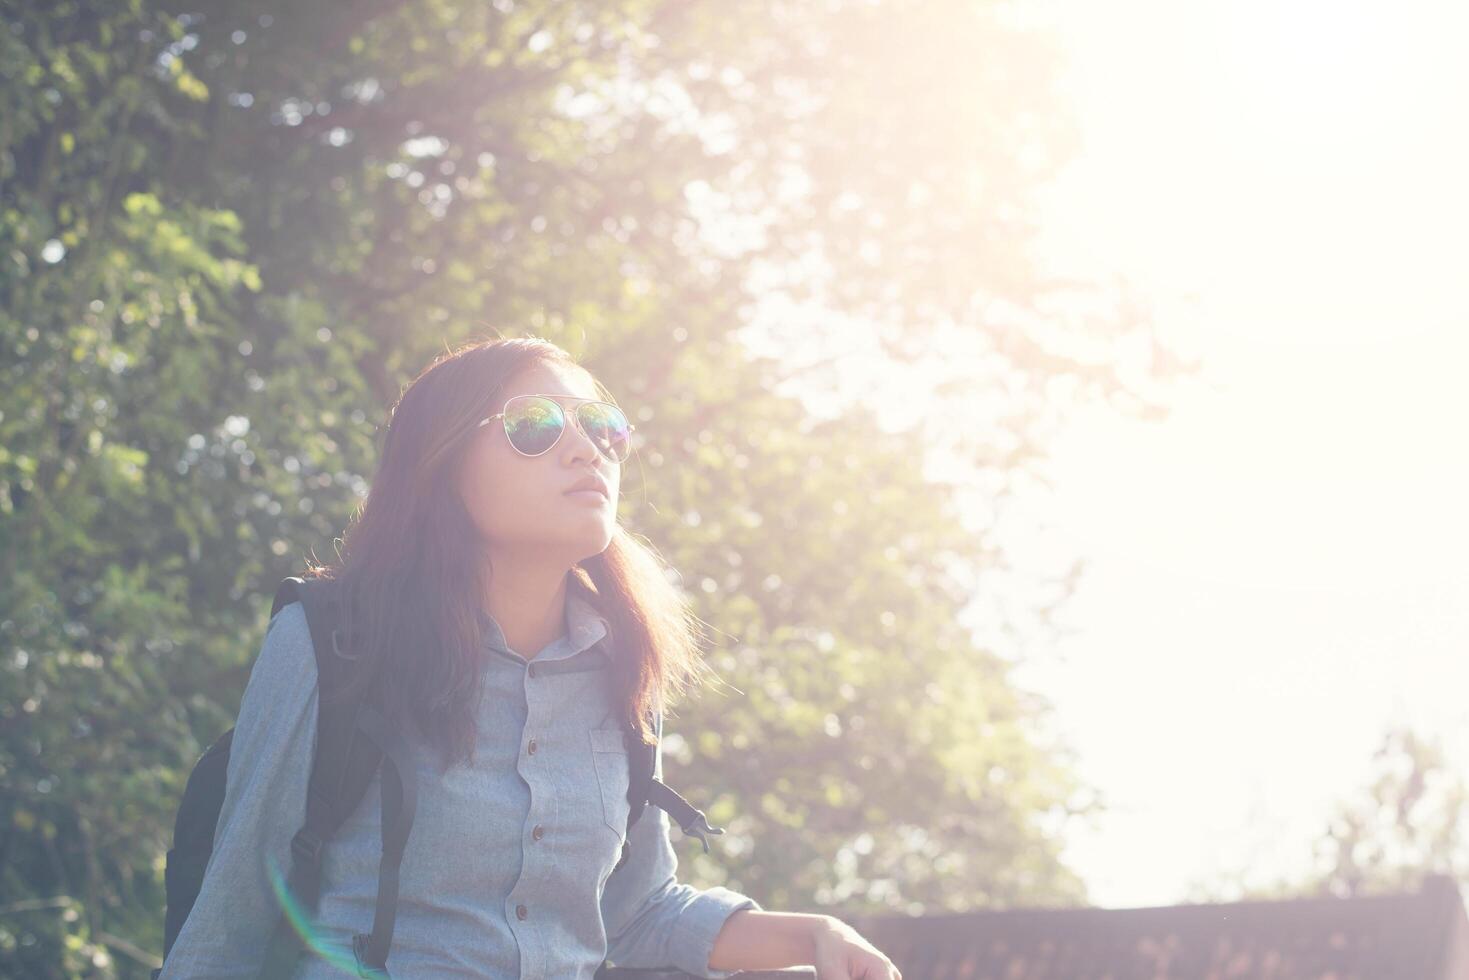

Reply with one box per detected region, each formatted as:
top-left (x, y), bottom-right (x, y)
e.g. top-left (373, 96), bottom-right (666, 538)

top-left (0, 0), bottom-right (1184, 975)
top-left (1185, 723), bottom-right (1469, 905)
top-left (1302, 725), bottom-right (1469, 899)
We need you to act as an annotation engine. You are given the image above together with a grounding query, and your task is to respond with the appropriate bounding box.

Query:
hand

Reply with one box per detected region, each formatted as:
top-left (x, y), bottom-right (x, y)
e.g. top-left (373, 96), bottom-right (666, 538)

top-left (811, 916), bottom-right (902, 980)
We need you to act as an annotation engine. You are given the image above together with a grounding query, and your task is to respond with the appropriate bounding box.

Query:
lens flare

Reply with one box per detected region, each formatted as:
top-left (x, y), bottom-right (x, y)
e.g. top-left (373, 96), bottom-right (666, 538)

top-left (264, 850), bottom-right (361, 974)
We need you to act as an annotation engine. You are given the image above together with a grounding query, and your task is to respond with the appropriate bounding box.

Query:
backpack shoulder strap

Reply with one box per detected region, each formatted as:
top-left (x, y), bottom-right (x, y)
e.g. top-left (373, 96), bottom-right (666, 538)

top-left (623, 709), bottom-right (659, 830)
top-left (258, 575), bottom-right (412, 978)
top-left (613, 709), bottom-right (726, 874)
top-left (271, 576), bottom-right (383, 839)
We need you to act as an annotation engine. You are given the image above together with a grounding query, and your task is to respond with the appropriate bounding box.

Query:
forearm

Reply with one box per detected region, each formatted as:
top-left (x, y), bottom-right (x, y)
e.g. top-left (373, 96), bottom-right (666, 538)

top-left (706, 909), bottom-right (835, 972)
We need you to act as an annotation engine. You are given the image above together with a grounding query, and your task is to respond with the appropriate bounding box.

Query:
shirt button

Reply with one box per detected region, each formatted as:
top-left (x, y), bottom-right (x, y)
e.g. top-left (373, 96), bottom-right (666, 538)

top-left (527, 737), bottom-right (538, 755)
top-left (527, 663), bottom-right (538, 678)
top-left (532, 824), bottom-right (544, 841)
top-left (516, 904), bottom-right (529, 921)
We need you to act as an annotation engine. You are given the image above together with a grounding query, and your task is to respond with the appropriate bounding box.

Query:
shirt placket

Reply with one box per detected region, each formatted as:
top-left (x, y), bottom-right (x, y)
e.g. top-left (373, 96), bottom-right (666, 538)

top-left (509, 657), bottom-right (550, 980)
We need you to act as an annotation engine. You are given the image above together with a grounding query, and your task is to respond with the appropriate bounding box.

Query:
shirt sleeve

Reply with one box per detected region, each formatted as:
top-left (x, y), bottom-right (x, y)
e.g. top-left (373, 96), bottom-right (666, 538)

top-left (599, 750), bottom-right (762, 979)
top-left (158, 602), bottom-right (319, 979)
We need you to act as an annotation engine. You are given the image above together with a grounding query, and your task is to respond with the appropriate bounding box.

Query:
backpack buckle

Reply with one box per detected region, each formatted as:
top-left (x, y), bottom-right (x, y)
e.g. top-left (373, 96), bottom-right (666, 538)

top-left (678, 812), bottom-right (727, 854)
top-left (291, 828), bottom-right (326, 866)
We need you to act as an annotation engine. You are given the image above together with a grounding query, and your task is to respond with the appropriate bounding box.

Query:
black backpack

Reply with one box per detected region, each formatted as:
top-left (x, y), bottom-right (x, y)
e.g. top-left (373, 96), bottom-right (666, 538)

top-left (155, 575), bottom-right (727, 979)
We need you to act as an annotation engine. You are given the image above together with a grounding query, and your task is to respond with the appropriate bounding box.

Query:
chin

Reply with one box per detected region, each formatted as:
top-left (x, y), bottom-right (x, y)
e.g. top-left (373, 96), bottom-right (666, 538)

top-left (560, 521), bottom-right (613, 555)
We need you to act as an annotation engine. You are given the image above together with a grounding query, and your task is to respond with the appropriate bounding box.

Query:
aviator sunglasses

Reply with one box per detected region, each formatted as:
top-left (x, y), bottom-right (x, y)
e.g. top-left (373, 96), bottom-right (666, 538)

top-left (476, 393), bottom-right (636, 464)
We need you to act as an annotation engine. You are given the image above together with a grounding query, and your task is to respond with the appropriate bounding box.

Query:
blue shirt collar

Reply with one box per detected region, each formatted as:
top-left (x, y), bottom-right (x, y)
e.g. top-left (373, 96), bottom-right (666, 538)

top-left (477, 588), bottom-right (610, 664)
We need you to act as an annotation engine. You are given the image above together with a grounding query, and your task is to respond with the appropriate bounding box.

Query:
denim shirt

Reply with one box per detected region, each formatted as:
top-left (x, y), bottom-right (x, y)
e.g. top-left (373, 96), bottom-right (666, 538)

top-left (159, 590), bottom-right (760, 979)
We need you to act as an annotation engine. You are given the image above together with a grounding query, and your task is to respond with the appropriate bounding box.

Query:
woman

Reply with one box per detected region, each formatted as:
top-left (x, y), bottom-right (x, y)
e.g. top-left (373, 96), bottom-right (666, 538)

top-left (160, 337), bottom-right (899, 978)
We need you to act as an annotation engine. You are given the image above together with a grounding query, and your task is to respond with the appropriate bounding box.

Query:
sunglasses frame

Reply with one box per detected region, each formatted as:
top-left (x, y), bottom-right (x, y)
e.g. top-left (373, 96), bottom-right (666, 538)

top-left (475, 393), bottom-right (636, 463)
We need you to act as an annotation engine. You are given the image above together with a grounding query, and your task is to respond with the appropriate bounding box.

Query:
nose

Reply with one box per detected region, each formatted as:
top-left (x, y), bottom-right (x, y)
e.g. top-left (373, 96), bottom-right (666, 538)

top-left (562, 409), bottom-right (604, 463)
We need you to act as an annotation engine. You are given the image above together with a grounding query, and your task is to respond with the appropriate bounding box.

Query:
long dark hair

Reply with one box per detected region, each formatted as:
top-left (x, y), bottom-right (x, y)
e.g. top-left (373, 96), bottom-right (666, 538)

top-left (302, 337), bottom-right (714, 771)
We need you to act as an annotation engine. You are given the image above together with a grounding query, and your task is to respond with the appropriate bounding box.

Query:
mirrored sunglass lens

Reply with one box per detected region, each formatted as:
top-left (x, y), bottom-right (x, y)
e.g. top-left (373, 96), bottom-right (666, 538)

top-left (579, 403), bottom-right (631, 462)
top-left (504, 396), bottom-right (564, 454)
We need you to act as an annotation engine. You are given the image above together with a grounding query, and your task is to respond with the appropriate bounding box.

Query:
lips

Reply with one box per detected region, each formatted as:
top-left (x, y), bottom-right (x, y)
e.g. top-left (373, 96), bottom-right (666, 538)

top-left (564, 475), bottom-right (609, 498)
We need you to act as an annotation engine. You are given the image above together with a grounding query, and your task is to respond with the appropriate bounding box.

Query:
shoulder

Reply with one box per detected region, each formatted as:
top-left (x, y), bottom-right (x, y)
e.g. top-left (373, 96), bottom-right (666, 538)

top-left (247, 600), bottom-right (319, 698)
top-left (267, 595), bottom-right (310, 639)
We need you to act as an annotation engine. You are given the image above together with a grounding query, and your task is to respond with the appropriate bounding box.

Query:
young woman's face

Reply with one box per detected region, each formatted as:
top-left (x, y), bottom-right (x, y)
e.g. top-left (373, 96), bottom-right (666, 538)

top-left (455, 360), bottom-right (622, 565)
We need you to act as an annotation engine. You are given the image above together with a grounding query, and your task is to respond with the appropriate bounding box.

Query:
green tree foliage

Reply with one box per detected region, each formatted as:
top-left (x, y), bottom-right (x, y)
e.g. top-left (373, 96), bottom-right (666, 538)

top-left (2, 1), bottom-right (1178, 975)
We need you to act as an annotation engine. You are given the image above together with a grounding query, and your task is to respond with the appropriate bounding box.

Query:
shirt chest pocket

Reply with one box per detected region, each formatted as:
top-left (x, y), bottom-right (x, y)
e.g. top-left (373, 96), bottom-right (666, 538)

top-left (589, 727), bottom-right (632, 839)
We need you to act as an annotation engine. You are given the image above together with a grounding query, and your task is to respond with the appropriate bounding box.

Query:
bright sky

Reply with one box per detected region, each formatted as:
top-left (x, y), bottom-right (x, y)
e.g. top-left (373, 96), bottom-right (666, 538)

top-left (1005, 0), bottom-right (1469, 907)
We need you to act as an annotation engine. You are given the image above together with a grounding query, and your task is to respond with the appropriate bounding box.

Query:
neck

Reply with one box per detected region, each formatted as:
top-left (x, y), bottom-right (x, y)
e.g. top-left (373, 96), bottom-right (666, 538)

top-left (482, 556), bottom-right (572, 661)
